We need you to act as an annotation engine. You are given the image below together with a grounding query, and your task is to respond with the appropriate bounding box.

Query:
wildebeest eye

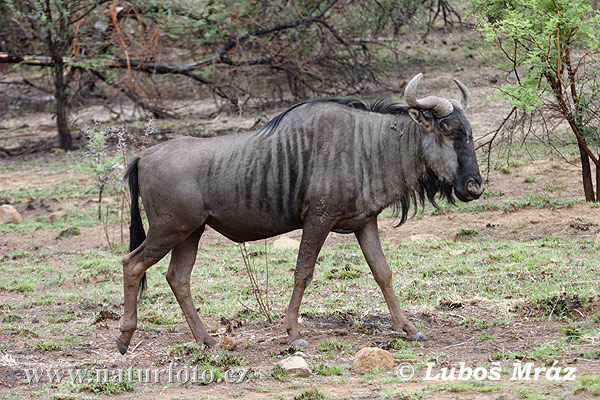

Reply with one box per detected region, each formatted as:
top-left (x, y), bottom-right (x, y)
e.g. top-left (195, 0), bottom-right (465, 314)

top-left (440, 121), bottom-right (453, 136)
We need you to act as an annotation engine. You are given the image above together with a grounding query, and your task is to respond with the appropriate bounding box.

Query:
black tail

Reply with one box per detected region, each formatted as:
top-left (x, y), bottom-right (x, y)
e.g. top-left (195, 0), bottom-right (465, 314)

top-left (125, 157), bottom-right (147, 300)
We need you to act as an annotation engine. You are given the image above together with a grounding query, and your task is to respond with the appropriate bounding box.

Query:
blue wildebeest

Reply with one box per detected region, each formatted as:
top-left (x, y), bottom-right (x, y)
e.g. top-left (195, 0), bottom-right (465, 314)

top-left (115, 73), bottom-right (483, 354)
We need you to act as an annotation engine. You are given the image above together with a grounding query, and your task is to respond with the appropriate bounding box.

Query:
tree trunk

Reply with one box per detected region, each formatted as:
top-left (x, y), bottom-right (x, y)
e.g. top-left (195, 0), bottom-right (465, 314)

top-left (52, 55), bottom-right (72, 151)
top-left (578, 142), bottom-right (595, 201)
top-left (597, 153), bottom-right (600, 202)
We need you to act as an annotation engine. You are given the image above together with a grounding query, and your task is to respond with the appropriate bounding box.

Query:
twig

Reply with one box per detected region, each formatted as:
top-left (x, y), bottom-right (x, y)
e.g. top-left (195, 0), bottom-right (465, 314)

top-left (130, 340), bottom-right (143, 353)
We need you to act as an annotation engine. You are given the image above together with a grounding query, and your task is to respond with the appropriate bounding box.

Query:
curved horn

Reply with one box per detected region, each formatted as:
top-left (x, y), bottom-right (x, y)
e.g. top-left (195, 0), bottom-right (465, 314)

top-left (453, 78), bottom-right (469, 111)
top-left (404, 73), bottom-right (453, 118)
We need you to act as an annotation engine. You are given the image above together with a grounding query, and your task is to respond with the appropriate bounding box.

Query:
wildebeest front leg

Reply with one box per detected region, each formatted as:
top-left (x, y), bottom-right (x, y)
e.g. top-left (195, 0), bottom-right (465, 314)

top-left (285, 215), bottom-right (333, 347)
top-left (355, 219), bottom-right (427, 341)
top-left (166, 226), bottom-right (217, 347)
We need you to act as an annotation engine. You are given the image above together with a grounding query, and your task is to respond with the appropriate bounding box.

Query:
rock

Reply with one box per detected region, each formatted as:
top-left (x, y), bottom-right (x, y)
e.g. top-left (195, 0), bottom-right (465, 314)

top-left (48, 211), bottom-right (67, 223)
top-left (0, 205), bottom-right (22, 225)
top-left (293, 351), bottom-right (307, 358)
top-left (408, 234), bottom-right (440, 242)
top-left (449, 249), bottom-right (466, 256)
top-left (221, 336), bottom-right (237, 351)
top-left (277, 356), bottom-right (311, 377)
top-left (353, 347), bottom-right (395, 374)
top-left (595, 232), bottom-right (600, 248)
top-left (273, 236), bottom-right (301, 250)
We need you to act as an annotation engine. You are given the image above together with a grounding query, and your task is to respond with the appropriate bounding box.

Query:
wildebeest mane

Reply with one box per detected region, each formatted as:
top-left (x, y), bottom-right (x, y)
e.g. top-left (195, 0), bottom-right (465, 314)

top-left (258, 97), bottom-right (369, 136)
top-left (258, 96), bottom-right (419, 137)
top-left (370, 97), bottom-right (410, 115)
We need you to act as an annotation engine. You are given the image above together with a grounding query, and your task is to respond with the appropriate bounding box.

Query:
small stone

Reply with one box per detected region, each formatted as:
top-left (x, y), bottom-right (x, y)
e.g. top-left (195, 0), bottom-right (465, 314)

top-left (353, 347), bottom-right (395, 374)
top-left (273, 236), bottom-right (301, 250)
top-left (277, 356), bottom-right (311, 377)
top-left (0, 205), bottom-right (22, 224)
top-left (449, 249), bottom-right (466, 256)
top-left (48, 211), bottom-right (67, 223)
top-left (595, 232), bottom-right (600, 248)
top-left (221, 336), bottom-right (237, 351)
top-left (293, 351), bottom-right (307, 358)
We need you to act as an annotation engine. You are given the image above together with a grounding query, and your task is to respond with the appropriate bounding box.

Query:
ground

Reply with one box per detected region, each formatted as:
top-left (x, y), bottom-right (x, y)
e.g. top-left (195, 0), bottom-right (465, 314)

top-left (1, 28), bottom-right (600, 400)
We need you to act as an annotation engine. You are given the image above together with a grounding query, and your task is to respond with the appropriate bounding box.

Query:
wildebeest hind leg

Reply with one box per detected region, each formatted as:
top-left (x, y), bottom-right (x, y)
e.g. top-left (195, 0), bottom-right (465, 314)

top-left (116, 229), bottom-right (189, 355)
top-left (285, 215), bottom-right (334, 347)
top-left (355, 219), bottom-right (427, 341)
top-left (166, 225), bottom-right (217, 347)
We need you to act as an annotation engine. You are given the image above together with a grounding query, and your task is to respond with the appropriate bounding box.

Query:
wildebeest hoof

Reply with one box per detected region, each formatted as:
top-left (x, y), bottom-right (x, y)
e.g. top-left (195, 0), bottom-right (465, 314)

top-left (115, 338), bottom-right (129, 355)
top-left (200, 336), bottom-right (219, 348)
top-left (410, 331), bottom-right (428, 341)
top-left (290, 338), bottom-right (309, 348)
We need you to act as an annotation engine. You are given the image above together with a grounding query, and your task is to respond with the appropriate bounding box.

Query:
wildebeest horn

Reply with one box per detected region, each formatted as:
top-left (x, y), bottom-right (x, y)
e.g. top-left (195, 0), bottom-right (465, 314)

top-left (453, 78), bottom-right (469, 111)
top-left (404, 73), bottom-right (453, 118)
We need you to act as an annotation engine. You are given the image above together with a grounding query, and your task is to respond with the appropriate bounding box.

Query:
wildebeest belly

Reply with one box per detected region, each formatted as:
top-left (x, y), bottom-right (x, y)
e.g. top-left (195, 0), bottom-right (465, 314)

top-left (205, 210), bottom-right (303, 243)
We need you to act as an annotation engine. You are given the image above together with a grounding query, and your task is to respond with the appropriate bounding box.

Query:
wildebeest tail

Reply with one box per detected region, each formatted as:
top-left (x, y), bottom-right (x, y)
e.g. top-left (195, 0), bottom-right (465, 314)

top-left (124, 157), bottom-right (147, 300)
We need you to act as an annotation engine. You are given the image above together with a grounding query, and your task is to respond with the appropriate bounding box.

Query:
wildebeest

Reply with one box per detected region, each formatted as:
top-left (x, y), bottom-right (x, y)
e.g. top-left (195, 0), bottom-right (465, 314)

top-left (115, 73), bottom-right (483, 354)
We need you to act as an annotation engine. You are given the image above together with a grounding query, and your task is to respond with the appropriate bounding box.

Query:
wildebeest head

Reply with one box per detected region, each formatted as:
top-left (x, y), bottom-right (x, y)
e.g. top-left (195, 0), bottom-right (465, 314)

top-left (404, 73), bottom-right (483, 202)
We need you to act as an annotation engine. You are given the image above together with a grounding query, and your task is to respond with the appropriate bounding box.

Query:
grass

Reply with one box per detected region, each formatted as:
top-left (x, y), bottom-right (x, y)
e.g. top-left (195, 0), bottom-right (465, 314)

top-left (434, 381), bottom-right (502, 393)
top-left (575, 375), bottom-right (600, 395)
top-left (313, 362), bottom-right (344, 376)
top-left (294, 388), bottom-right (328, 400)
top-left (513, 387), bottom-right (548, 400)
top-left (490, 339), bottom-right (571, 364)
top-left (189, 349), bottom-right (246, 368)
top-left (318, 338), bottom-right (354, 353)
top-left (380, 388), bottom-right (428, 399)
top-left (33, 341), bottom-right (63, 351)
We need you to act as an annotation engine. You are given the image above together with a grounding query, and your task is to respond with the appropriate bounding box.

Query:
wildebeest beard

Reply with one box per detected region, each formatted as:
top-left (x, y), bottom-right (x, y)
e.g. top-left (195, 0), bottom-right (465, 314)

top-left (391, 168), bottom-right (456, 227)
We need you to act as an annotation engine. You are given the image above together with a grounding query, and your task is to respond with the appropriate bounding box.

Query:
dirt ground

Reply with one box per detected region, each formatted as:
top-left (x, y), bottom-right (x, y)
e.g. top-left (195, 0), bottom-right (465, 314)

top-left (2, 28), bottom-right (600, 400)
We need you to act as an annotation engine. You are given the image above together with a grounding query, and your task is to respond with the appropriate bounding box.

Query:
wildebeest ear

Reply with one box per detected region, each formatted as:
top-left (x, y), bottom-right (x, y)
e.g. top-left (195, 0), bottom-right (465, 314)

top-left (408, 108), bottom-right (432, 132)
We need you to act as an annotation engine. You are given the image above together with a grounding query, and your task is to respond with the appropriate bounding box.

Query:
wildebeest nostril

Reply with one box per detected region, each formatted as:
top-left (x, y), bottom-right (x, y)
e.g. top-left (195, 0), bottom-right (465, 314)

top-left (467, 179), bottom-right (483, 198)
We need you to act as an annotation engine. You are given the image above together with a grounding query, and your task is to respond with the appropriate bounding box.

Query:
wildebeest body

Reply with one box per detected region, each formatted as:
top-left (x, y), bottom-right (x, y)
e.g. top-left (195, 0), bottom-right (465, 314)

top-left (115, 74), bottom-right (483, 354)
top-left (139, 103), bottom-right (425, 242)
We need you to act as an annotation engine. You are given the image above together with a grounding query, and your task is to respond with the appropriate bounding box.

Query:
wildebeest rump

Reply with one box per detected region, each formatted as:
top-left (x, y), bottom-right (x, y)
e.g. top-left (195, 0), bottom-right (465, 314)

top-left (115, 73), bottom-right (483, 354)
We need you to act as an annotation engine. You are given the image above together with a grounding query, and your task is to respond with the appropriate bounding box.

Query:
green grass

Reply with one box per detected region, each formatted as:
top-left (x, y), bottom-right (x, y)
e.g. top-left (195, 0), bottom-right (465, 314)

top-left (379, 192), bottom-right (583, 221)
top-left (434, 381), bottom-right (502, 393)
top-left (189, 349), bottom-right (246, 368)
top-left (435, 194), bottom-right (581, 214)
top-left (33, 341), bottom-right (63, 351)
top-left (313, 362), bottom-right (344, 376)
top-left (0, 207), bottom-right (100, 235)
top-left (491, 339), bottom-right (571, 364)
top-left (294, 387), bottom-right (328, 400)
top-left (513, 387), bottom-right (548, 400)
top-left (318, 338), bottom-right (354, 353)
top-left (575, 375), bottom-right (600, 395)
top-left (380, 388), bottom-right (428, 399)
